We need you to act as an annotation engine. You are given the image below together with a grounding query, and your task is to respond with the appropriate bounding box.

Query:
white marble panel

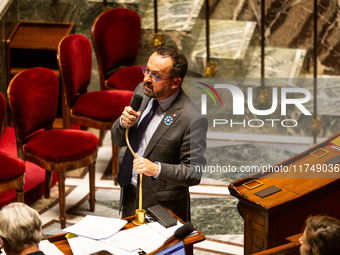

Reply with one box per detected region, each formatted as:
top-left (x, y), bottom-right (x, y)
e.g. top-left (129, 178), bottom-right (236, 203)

top-left (0, 0), bottom-right (12, 17)
top-left (245, 47), bottom-right (307, 81)
top-left (141, 0), bottom-right (204, 31)
top-left (191, 20), bottom-right (257, 77)
top-left (189, 185), bottom-right (230, 196)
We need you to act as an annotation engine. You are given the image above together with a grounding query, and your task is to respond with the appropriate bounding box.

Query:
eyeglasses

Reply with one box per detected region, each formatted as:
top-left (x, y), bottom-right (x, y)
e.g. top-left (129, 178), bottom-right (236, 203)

top-left (141, 66), bottom-right (175, 83)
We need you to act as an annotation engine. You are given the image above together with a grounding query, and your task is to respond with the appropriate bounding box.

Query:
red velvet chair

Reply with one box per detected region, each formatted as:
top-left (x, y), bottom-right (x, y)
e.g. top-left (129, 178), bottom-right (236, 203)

top-left (57, 34), bottom-right (134, 184)
top-left (7, 67), bottom-right (99, 228)
top-left (0, 93), bottom-right (25, 205)
top-left (91, 8), bottom-right (144, 91)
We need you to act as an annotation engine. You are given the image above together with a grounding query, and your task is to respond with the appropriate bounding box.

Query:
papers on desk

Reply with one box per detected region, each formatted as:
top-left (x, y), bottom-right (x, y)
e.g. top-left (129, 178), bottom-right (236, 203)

top-left (65, 216), bottom-right (197, 255)
top-left (108, 223), bottom-right (167, 252)
top-left (63, 215), bottom-right (127, 240)
top-left (148, 221), bottom-right (186, 239)
top-left (68, 236), bottom-right (134, 255)
top-left (39, 242), bottom-right (65, 254)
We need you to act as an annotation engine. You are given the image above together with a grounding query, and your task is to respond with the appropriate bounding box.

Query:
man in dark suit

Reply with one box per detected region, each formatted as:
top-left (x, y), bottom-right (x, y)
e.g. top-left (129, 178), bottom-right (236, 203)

top-left (111, 46), bottom-right (207, 221)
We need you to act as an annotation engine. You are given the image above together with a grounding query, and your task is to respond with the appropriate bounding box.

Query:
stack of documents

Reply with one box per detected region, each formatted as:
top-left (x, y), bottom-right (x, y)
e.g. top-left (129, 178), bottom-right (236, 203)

top-left (63, 215), bottom-right (196, 255)
top-left (63, 215), bottom-right (127, 240)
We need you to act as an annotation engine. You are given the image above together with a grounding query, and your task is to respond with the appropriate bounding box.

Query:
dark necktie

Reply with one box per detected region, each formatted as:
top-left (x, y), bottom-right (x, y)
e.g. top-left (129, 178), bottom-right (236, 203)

top-left (117, 99), bottom-right (159, 187)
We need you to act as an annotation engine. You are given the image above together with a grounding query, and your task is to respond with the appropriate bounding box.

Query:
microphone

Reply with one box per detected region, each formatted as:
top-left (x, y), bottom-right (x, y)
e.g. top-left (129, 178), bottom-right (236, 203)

top-left (163, 222), bottom-right (194, 246)
top-left (175, 222), bottom-right (195, 239)
top-left (125, 94), bottom-right (143, 160)
top-left (130, 94), bottom-right (143, 111)
top-left (147, 222), bottom-right (194, 255)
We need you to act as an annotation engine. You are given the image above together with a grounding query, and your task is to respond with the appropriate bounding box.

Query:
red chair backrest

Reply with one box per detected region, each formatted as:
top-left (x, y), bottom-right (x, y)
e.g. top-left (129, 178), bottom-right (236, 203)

top-left (0, 93), bottom-right (5, 132)
top-left (92, 8), bottom-right (141, 77)
top-left (58, 34), bottom-right (92, 106)
top-left (7, 67), bottom-right (59, 141)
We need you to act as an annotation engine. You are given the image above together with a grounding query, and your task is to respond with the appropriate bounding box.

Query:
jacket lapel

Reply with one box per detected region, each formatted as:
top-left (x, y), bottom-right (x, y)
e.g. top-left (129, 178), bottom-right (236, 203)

top-left (143, 89), bottom-right (185, 157)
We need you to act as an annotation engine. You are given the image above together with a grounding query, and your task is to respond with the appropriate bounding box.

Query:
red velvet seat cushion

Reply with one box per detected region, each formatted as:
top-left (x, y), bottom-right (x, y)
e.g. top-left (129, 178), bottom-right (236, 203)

top-left (106, 66), bottom-right (144, 91)
top-left (24, 130), bottom-right (98, 163)
top-left (0, 152), bottom-right (25, 182)
top-left (72, 90), bottom-right (134, 121)
top-left (0, 127), bottom-right (58, 208)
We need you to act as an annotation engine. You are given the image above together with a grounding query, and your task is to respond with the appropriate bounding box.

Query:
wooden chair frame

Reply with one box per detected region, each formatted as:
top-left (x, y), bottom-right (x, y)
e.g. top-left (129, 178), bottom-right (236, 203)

top-left (0, 93), bottom-right (25, 204)
top-left (57, 35), bottom-right (120, 185)
top-left (0, 161), bottom-right (25, 203)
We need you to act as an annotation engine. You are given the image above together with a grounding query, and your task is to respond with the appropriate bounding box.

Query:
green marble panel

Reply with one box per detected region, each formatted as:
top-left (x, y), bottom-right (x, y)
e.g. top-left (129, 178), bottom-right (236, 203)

top-left (191, 197), bottom-right (244, 235)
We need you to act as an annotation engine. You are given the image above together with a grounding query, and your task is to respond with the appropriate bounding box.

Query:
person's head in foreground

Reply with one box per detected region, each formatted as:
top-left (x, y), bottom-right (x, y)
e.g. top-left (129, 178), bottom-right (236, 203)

top-left (0, 202), bottom-right (43, 255)
top-left (299, 215), bottom-right (340, 255)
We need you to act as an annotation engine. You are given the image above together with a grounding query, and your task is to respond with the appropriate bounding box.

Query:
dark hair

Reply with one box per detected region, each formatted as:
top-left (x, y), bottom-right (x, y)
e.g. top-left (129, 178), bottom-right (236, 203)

top-left (305, 215), bottom-right (340, 255)
top-left (155, 46), bottom-right (188, 85)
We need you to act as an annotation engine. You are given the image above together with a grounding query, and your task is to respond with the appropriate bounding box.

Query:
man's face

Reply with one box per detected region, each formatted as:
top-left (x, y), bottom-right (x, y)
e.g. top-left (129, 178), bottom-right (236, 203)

top-left (299, 229), bottom-right (312, 255)
top-left (143, 52), bottom-right (180, 100)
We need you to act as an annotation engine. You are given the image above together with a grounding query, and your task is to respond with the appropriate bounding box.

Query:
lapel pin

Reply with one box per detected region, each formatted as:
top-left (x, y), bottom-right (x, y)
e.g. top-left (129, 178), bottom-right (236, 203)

top-left (173, 114), bottom-right (177, 118)
top-left (164, 116), bottom-right (173, 125)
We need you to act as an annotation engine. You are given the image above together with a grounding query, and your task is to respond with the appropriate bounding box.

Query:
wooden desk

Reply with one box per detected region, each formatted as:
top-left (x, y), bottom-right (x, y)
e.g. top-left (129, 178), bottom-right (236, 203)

top-left (46, 213), bottom-right (205, 255)
top-left (229, 132), bottom-right (340, 255)
top-left (6, 21), bottom-right (74, 127)
top-left (6, 21), bottom-right (73, 79)
top-left (251, 234), bottom-right (301, 255)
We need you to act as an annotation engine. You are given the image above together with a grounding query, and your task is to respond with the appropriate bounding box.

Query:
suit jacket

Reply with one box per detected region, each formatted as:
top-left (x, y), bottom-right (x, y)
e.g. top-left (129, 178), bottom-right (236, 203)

top-left (111, 83), bottom-right (208, 221)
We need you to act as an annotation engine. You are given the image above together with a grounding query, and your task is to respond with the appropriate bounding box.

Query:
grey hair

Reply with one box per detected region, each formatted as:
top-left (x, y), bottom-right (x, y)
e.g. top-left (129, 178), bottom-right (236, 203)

top-left (0, 202), bottom-right (42, 252)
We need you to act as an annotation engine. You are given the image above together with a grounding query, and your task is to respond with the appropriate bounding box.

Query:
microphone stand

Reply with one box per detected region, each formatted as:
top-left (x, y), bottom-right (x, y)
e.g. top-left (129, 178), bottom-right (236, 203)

top-left (125, 127), bottom-right (146, 225)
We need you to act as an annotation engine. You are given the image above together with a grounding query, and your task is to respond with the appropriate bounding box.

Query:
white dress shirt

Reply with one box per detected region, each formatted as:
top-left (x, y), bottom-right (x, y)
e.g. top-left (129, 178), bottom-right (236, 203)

top-left (130, 89), bottom-right (180, 186)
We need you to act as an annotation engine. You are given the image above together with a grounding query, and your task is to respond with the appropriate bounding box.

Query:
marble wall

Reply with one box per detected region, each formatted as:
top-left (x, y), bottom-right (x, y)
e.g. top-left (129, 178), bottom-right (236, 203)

top-left (3, 0), bottom-right (340, 78)
top-left (18, 0), bottom-right (99, 36)
top-left (16, 0), bottom-right (104, 93)
top-left (1, 0), bottom-right (340, 138)
top-left (209, 0), bottom-right (340, 76)
top-left (16, 0), bottom-right (146, 94)
top-left (2, 0), bottom-right (340, 82)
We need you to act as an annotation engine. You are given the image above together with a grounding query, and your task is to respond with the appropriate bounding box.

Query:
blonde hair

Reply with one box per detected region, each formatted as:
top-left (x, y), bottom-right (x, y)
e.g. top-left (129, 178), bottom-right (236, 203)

top-left (0, 202), bottom-right (42, 252)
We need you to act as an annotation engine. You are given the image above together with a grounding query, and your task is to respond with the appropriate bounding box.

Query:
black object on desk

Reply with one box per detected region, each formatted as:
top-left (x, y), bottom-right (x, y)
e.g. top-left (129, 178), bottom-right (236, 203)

top-left (147, 204), bottom-right (177, 228)
top-left (325, 154), bottom-right (340, 165)
top-left (255, 186), bottom-right (282, 198)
